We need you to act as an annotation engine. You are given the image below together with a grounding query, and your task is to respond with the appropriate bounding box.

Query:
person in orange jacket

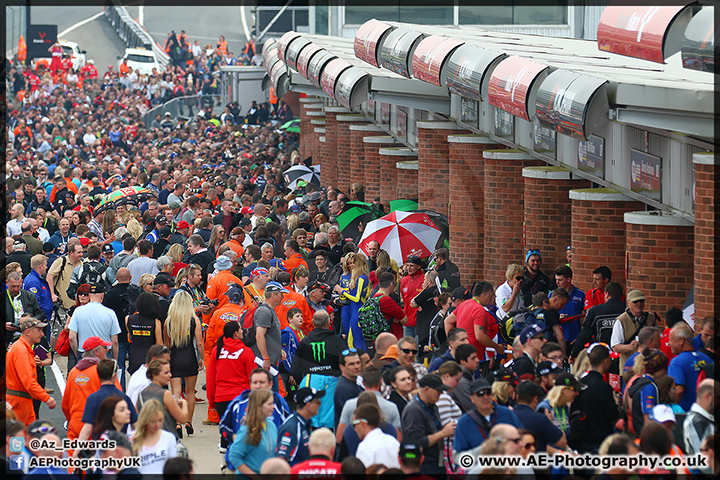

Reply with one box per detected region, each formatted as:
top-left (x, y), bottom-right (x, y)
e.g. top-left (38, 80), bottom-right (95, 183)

top-left (220, 227), bottom-right (245, 259)
top-left (6, 317), bottom-right (57, 425)
top-left (203, 255), bottom-right (242, 357)
top-left (217, 35), bottom-right (228, 56)
top-left (274, 272), bottom-right (314, 333)
top-left (282, 239), bottom-right (308, 272)
top-left (61, 336), bottom-right (120, 440)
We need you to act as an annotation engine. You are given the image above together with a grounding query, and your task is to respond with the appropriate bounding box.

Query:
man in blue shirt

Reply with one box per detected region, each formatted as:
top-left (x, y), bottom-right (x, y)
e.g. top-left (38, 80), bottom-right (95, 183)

top-left (454, 379), bottom-right (523, 455)
top-left (76, 358), bottom-right (138, 441)
top-left (428, 327), bottom-right (469, 373)
top-left (513, 380), bottom-right (566, 453)
top-left (692, 316), bottom-right (717, 351)
top-left (22, 254), bottom-right (53, 326)
top-left (668, 324), bottom-right (712, 411)
top-left (276, 387), bottom-right (324, 466)
top-left (551, 265), bottom-right (585, 344)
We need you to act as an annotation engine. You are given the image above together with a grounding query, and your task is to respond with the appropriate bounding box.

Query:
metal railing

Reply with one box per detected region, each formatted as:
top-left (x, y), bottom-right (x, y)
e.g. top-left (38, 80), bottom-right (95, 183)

top-left (142, 94), bottom-right (224, 128)
top-left (104, 0), bottom-right (170, 69)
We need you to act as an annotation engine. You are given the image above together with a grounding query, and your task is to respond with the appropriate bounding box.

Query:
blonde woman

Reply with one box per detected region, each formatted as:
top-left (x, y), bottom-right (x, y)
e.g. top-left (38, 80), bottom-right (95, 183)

top-left (138, 273), bottom-right (156, 293)
top-left (536, 372), bottom-right (584, 436)
top-left (496, 264), bottom-right (524, 319)
top-left (166, 244), bottom-right (187, 276)
top-left (132, 398), bottom-right (178, 474)
top-left (333, 252), bottom-right (370, 350)
top-left (208, 224), bottom-right (227, 257)
top-left (164, 290), bottom-right (204, 437)
top-left (286, 214), bottom-right (299, 233)
top-left (227, 389), bottom-right (278, 477)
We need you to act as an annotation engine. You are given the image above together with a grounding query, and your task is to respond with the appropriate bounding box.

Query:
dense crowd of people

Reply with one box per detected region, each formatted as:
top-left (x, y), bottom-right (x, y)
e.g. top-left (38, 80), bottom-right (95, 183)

top-left (3, 45), bottom-right (719, 479)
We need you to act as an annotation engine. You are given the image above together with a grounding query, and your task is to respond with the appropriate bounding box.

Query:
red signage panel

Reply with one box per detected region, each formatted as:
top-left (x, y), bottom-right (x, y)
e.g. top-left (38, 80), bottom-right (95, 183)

top-left (354, 19), bottom-right (394, 68)
top-left (411, 35), bottom-right (464, 87)
top-left (597, 5), bottom-right (689, 64)
top-left (487, 56), bottom-right (549, 121)
top-left (321, 58), bottom-right (352, 98)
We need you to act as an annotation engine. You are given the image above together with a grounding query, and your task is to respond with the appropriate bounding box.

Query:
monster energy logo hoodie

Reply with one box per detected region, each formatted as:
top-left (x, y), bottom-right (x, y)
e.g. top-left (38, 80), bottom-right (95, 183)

top-left (290, 328), bottom-right (348, 383)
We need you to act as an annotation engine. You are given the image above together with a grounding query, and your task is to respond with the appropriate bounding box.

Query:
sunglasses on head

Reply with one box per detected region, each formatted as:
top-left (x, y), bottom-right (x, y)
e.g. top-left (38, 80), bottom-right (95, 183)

top-left (341, 348), bottom-right (358, 356)
top-left (400, 348), bottom-right (418, 355)
top-left (29, 423), bottom-right (57, 436)
top-left (351, 418), bottom-right (368, 426)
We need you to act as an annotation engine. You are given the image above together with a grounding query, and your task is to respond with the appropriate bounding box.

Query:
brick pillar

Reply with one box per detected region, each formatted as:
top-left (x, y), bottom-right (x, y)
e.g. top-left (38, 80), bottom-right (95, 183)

top-left (523, 167), bottom-right (591, 273)
top-left (322, 109), bottom-right (341, 190)
top-left (397, 161), bottom-right (418, 200)
top-left (310, 119), bottom-right (326, 165)
top-left (448, 135), bottom-right (503, 284)
top-left (349, 122), bottom-right (385, 201)
top-left (318, 134), bottom-right (327, 188)
top-left (363, 133), bottom-right (400, 201)
top-left (483, 150), bottom-right (543, 286)
top-left (279, 91), bottom-right (301, 120)
top-left (416, 121), bottom-right (467, 217)
top-left (693, 152), bottom-right (720, 320)
top-left (343, 117), bottom-right (373, 192)
top-left (325, 107), bottom-right (353, 195)
top-left (569, 189), bottom-right (645, 292)
top-left (379, 148), bottom-right (418, 212)
top-left (313, 126), bottom-right (326, 165)
top-left (299, 98), bottom-right (323, 159)
top-left (625, 211), bottom-right (694, 314)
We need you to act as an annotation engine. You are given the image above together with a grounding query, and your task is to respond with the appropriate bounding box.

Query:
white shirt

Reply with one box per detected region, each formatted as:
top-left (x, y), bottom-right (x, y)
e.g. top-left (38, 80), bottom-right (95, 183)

top-left (610, 317), bottom-right (627, 347)
top-left (7, 217), bottom-right (25, 237)
top-left (83, 133), bottom-right (97, 146)
top-left (38, 227), bottom-right (50, 243)
top-left (355, 428), bottom-right (400, 469)
top-left (136, 430), bottom-right (177, 474)
top-left (495, 281), bottom-right (521, 320)
top-left (128, 256), bottom-right (159, 285)
top-left (127, 364), bottom-right (151, 408)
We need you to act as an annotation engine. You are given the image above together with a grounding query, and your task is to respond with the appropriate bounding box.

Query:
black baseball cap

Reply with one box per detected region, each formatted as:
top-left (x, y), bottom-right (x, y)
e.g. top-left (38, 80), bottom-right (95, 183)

top-left (517, 380), bottom-right (547, 399)
top-left (154, 272), bottom-right (175, 286)
top-left (406, 255), bottom-right (423, 266)
top-left (555, 372), bottom-right (588, 391)
top-left (307, 281), bottom-right (330, 293)
top-left (102, 244), bottom-right (114, 254)
top-left (418, 373), bottom-right (449, 392)
top-left (294, 387), bottom-right (325, 406)
top-left (451, 287), bottom-right (467, 300)
top-left (399, 442), bottom-right (423, 459)
top-left (469, 378), bottom-right (492, 395)
top-left (537, 361), bottom-right (564, 377)
top-left (90, 283), bottom-right (105, 293)
top-left (43, 241), bottom-right (55, 252)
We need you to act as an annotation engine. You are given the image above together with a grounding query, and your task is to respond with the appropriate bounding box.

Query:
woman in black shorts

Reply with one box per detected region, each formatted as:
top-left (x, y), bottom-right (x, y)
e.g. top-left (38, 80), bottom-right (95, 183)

top-left (126, 292), bottom-right (163, 374)
top-left (164, 290), bottom-right (204, 437)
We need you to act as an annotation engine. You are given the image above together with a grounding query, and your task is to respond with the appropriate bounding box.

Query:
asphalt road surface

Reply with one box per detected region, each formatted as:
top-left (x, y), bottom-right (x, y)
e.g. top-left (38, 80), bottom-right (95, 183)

top-left (40, 353), bottom-right (222, 475)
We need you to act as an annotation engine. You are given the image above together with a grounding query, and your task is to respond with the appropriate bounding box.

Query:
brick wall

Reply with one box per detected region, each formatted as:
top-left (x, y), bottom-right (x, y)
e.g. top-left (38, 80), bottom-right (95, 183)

top-left (417, 122), bottom-right (467, 217)
top-left (366, 134), bottom-right (398, 202)
top-left (312, 126), bottom-right (325, 165)
top-left (318, 135), bottom-right (328, 189)
top-left (693, 153), bottom-right (720, 319)
top-left (523, 167), bottom-right (591, 275)
top-left (569, 189), bottom-right (645, 292)
top-left (448, 136), bottom-right (504, 285)
top-left (328, 109), bottom-right (355, 194)
top-left (625, 212), bottom-right (694, 314)
top-left (344, 118), bottom-right (374, 191)
top-left (379, 148), bottom-right (418, 212)
top-left (483, 150), bottom-right (543, 286)
top-left (397, 162), bottom-right (419, 200)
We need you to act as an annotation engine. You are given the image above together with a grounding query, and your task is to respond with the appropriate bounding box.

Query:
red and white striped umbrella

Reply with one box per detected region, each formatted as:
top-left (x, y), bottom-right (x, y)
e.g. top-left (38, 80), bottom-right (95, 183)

top-left (358, 211), bottom-right (442, 266)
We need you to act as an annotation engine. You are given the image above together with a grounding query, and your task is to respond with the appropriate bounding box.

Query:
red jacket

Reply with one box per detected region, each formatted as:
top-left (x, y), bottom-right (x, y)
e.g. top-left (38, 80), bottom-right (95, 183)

top-left (400, 270), bottom-right (425, 328)
top-left (206, 337), bottom-right (256, 406)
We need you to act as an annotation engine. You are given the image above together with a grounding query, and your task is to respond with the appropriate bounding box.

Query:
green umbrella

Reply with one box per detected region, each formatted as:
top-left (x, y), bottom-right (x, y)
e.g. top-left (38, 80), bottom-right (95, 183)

top-left (280, 119), bottom-right (300, 133)
top-left (336, 201), bottom-right (381, 240)
top-left (389, 199), bottom-right (419, 213)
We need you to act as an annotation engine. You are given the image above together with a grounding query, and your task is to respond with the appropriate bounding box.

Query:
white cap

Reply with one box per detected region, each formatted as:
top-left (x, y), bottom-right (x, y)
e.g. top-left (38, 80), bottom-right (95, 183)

top-left (197, 110), bottom-right (205, 117)
top-left (88, 59), bottom-right (94, 64)
top-left (651, 404), bottom-right (676, 424)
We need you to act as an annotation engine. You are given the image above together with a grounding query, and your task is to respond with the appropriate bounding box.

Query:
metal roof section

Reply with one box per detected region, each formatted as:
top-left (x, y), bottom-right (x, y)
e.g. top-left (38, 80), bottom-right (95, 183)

top-left (410, 35), bottom-right (465, 87)
top-left (285, 37), bottom-right (312, 72)
top-left (296, 44), bottom-right (324, 79)
top-left (535, 70), bottom-right (609, 141)
top-left (682, 6), bottom-right (715, 73)
top-left (269, 59), bottom-right (289, 98)
top-left (377, 27), bottom-right (425, 78)
top-left (596, 4), bottom-right (694, 64)
top-left (306, 49), bottom-right (337, 88)
top-left (441, 44), bottom-right (506, 101)
top-left (487, 56), bottom-right (550, 122)
top-left (320, 58), bottom-right (353, 98)
top-left (354, 19), bottom-right (395, 68)
top-left (335, 67), bottom-right (370, 110)
top-left (277, 31), bottom-right (302, 65)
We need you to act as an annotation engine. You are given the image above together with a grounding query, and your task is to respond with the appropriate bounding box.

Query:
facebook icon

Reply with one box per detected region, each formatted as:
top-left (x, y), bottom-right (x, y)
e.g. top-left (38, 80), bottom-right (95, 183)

top-left (9, 455), bottom-right (25, 471)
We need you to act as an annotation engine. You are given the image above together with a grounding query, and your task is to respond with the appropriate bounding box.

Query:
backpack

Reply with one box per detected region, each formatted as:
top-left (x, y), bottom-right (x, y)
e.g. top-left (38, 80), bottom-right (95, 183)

top-left (429, 311), bottom-right (448, 354)
top-left (358, 294), bottom-right (390, 344)
top-left (498, 307), bottom-right (538, 344)
top-left (324, 263), bottom-right (343, 289)
top-left (67, 261), bottom-right (108, 299)
top-left (594, 312), bottom-right (620, 344)
top-left (620, 375), bottom-right (655, 438)
top-left (126, 283), bottom-right (143, 317)
top-left (240, 287), bottom-right (264, 346)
